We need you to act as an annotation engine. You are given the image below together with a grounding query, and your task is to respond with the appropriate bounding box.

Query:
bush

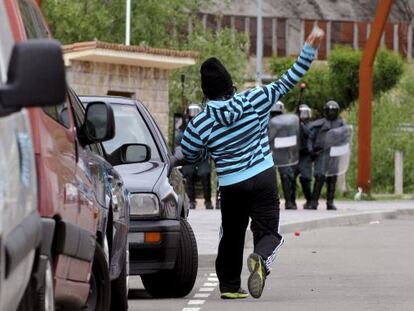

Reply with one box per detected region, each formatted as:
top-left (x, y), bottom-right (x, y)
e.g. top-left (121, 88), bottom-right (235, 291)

top-left (328, 46), bottom-right (362, 109)
top-left (373, 49), bottom-right (405, 95)
top-left (269, 56), bottom-right (295, 78)
top-left (346, 70), bottom-right (414, 194)
top-left (275, 64), bottom-right (334, 117)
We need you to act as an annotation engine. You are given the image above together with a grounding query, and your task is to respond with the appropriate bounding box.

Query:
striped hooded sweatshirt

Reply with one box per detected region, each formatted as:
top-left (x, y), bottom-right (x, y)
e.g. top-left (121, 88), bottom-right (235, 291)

top-left (181, 44), bottom-right (316, 186)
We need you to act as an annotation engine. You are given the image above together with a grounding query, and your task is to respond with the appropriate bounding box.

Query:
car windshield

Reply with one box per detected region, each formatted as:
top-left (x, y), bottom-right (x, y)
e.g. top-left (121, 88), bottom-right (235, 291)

top-left (103, 104), bottom-right (162, 162)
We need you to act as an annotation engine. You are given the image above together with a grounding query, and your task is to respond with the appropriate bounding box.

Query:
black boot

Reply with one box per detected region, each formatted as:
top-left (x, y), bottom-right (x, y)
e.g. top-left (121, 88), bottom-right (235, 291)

top-left (326, 176), bottom-right (337, 210)
top-left (308, 175), bottom-right (325, 210)
top-left (205, 201), bottom-right (214, 209)
top-left (281, 174), bottom-right (295, 209)
top-left (290, 177), bottom-right (298, 210)
top-left (300, 177), bottom-right (312, 209)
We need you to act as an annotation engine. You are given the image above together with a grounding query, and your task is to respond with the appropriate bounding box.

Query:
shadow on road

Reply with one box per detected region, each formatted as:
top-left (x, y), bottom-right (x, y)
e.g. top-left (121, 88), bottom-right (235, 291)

top-left (128, 289), bottom-right (153, 300)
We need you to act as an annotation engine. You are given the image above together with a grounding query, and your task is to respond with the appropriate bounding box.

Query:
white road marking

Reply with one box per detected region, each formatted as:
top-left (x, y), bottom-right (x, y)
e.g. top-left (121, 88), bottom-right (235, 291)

top-left (203, 282), bottom-right (217, 287)
top-left (182, 271), bottom-right (218, 311)
top-left (194, 293), bottom-right (210, 298)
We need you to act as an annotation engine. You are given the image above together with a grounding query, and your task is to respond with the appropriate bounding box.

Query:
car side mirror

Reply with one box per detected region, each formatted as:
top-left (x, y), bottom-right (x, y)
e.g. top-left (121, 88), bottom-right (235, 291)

top-left (122, 144), bottom-right (151, 163)
top-left (0, 39), bottom-right (66, 113)
top-left (83, 101), bottom-right (115, 143)
top-left (107, 143), bottom-right (151, 166)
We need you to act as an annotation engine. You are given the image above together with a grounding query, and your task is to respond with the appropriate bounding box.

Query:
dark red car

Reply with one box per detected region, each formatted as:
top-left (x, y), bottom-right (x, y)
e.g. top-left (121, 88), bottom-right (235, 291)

top-left (5, 0), bottom-right (127, 310)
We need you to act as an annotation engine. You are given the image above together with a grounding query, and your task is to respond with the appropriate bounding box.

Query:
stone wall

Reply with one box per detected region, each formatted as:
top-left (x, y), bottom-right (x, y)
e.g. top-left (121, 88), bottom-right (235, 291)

top-left (66, 60), bottom-right (170, 136)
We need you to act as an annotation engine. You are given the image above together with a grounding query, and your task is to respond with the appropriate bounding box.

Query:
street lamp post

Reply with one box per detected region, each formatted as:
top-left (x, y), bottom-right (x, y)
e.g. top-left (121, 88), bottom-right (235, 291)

top-left (256, 0), bottom-right (263, 86)
top-left (126, 0), bottom-right (131, 46)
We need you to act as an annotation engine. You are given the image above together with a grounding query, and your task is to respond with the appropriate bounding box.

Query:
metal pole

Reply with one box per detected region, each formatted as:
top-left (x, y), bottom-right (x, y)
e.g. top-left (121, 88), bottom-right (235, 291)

top-left (256, 0), bottom-right (263, 86)
top-left (126, 0), bottom-right (131, 46)
top-left (358, 0), bottom-right (394, 193)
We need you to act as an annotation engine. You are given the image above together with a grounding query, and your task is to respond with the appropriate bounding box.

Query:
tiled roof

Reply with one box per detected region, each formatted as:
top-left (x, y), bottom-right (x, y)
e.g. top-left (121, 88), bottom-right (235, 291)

top-left (63, 40), bottom-right (198, 59)
top-left (202, 0), bottom-right (413, 22)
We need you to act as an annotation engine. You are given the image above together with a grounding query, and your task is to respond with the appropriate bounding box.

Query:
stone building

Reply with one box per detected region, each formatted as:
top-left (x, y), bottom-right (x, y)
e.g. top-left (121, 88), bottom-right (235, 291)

top-left (198, 0), bottom-right (414, 60)
top-left (64, 41), bottom-right (196, 136)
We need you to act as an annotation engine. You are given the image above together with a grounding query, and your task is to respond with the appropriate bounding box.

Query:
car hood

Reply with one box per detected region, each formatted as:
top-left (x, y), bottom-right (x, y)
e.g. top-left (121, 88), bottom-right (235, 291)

top-left (113, 161), bottom-right (165, 193)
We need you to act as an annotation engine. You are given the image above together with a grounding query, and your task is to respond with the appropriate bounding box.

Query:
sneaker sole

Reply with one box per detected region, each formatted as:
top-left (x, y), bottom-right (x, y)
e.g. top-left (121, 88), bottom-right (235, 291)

top-left (220, 293), bottom-right (249, 299)
top-left (247, 254), bottom-right (265, 299)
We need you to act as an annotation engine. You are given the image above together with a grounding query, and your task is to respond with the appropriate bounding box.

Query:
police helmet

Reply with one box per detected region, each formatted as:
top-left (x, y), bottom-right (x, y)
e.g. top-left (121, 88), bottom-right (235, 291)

top-left (186, 104), bottom-right (202, 118)
top-left (271, 101), bottom-right (285, 115)
top-left (298, 104), bottom-right (312, 121)
top-left (324, 100), bottom-right (340, 121)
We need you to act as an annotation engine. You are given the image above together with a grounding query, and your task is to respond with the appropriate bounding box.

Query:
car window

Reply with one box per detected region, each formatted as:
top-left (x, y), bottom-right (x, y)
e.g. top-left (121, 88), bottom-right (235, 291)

top-left (139, 103), bottom-right (171, 155)
top-left (68, 89), bottom-right (86, 127)
top-left (103, 104), bottom-right (162, 162)
top-left (18, 0), bottom-right (49, 39)
top-left (0, 2), bottom-right (15, 83)
top-left (42, 100), bottom-right (70, 128)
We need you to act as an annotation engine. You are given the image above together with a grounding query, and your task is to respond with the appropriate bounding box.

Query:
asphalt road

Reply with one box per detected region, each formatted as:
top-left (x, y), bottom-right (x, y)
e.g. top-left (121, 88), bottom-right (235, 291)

top-left (128, 215), bottom-right (414, 311)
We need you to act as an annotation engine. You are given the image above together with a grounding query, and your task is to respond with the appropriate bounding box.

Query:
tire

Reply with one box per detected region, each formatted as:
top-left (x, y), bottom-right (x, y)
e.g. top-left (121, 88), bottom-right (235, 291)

top-left (83, 244), bottom-right (111, 311)
top-left (142, 219), bottom-right (198, 298)
top-left (35, 258), bottom-right (55, 311)
top-left (110, 253), bottom-right (128, 311)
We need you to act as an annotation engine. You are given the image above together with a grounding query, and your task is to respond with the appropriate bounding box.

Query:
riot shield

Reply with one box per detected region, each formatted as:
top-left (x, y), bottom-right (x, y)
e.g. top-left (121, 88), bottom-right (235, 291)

top-left (269, 113), bottom-right (300, 167)
top-left (323, 125), bottom-right (352, 176)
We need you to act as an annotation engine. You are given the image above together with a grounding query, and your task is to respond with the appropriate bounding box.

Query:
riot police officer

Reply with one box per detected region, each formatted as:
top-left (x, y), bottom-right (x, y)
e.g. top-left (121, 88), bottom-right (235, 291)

top-left (308, 100), bottom-right (344, 210)
top-left (293, 104), bottom-right (314, 209)
top-left (180, 104), bottom-right (214, 209)
top-left (269, 101), bottom-right (298, 210)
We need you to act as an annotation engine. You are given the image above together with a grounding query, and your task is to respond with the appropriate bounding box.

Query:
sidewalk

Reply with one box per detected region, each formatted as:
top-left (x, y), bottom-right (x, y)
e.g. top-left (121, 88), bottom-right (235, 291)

top-left (187, 199), bottom-right (414, 265)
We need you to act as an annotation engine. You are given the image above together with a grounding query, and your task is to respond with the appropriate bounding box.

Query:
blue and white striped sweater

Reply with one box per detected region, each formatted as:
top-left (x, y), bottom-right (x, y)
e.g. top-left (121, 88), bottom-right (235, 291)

top-left (181, 44), bottom-right (316, 186)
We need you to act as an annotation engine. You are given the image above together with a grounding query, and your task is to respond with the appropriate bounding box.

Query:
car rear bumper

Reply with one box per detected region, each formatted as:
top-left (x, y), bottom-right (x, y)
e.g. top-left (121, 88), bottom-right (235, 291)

top-left (128, 219), bottom-right (180, 275)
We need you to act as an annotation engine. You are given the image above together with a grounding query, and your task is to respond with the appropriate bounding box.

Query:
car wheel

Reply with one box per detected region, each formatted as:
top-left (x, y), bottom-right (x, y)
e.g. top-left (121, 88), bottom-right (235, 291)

top-left (142, 218), bottom-right (198, 298)
top-left (35, 258), bottom-right (55, 311)
top-left (110, 252), bottom-right (128, 311)
top-left (83, 244), bottom-right (111, 311)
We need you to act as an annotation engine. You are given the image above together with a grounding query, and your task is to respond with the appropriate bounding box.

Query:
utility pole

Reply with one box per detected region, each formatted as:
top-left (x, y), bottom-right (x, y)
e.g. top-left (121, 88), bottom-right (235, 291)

top-left (126, 0), bottom-right (131, 46)
top-left (358, 0), bottom-right (394, 193)
top-left (256, 0), bottom-right (263, 86)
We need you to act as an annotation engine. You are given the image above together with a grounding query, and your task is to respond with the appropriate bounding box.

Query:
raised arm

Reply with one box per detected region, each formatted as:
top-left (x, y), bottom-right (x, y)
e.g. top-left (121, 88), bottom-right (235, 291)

top-left (248, 27), bottom-right (325, 115)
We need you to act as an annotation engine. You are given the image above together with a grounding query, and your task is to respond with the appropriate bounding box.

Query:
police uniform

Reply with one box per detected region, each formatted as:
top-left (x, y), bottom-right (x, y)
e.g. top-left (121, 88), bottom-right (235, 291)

top-left (292, 116), bottom-right (314, 208)
top-left (308, 101), bottom-right (344, 210)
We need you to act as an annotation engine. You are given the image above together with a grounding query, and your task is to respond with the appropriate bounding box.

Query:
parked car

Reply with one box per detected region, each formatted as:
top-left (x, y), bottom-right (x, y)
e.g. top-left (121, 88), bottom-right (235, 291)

top-left (81, 95), bottom-right (198, 298)
top-left (8, 0), bottom-right (129, 310)
top-left (69, 88), bottom-right (131, 310)
top-left (0, 2), bottom-right (66, 311)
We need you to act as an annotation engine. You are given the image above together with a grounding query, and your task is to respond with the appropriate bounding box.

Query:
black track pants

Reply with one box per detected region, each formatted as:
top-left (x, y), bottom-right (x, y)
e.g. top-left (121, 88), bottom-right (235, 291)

top-left (215, 168), bottom-right (284, 293)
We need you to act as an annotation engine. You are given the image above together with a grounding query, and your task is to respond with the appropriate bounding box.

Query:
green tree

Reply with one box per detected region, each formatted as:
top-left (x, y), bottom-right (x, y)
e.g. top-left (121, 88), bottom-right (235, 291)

top-left (42, 0), bottom-right (125, 44)
top-left (43, 0), bottom-right (211, 47)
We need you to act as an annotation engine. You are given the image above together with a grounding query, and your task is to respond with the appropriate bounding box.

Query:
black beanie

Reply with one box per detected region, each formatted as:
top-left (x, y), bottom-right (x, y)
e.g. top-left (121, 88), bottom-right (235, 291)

top-left (200, 57), bottom-right (233, 100)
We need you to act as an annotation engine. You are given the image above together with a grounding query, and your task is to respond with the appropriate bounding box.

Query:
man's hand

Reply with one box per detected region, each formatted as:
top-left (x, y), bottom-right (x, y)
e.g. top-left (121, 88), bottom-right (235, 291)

top-left (305, 26), bottom-right (325, 49)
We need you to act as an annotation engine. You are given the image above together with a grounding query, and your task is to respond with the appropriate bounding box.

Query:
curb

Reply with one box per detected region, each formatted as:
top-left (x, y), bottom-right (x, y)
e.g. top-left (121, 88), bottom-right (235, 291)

top-left (198, 208), bottom-right (414, 268)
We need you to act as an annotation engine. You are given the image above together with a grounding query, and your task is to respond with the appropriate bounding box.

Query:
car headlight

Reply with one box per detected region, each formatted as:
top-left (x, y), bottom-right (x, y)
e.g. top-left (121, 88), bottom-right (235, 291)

top-left (130, 193), bottom-right (160, 217)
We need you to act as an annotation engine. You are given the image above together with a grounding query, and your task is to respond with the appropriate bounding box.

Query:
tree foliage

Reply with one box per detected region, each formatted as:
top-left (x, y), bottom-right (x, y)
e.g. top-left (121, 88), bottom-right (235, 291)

top-left (346, 70), bottom-right (414, 194)
top-left (43, 0), bottom-right (209, 47)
